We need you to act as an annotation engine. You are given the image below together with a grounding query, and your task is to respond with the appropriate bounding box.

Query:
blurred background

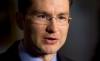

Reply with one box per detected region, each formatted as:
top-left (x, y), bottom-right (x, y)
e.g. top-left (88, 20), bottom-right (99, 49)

top-left (60, 0), bottom-right (99, 61)
top-left (0, 0), bottom-right (99, 61)
top-left (0, 0), bottom-right (16, 53)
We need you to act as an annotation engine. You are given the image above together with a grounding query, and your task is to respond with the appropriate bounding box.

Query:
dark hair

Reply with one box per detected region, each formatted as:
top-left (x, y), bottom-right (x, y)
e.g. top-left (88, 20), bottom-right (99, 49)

top-left (69, 0), bottom-right (72, 7)
top-left (18, 0), bottom-right (72, 15)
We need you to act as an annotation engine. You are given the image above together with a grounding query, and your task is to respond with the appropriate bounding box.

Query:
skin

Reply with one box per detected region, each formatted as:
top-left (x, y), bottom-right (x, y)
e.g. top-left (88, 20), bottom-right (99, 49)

top-left (19, 0), bottom-right (70, 61)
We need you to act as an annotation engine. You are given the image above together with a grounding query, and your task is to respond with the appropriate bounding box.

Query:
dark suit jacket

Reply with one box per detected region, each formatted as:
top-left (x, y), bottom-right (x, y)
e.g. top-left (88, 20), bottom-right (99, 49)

top-left (0, 41), bottom-right (73, 61)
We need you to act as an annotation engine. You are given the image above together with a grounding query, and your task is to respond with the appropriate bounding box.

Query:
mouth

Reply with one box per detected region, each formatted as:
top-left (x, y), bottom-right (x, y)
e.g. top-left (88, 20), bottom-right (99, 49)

top-left (43, 37), bottom-right (58, 45)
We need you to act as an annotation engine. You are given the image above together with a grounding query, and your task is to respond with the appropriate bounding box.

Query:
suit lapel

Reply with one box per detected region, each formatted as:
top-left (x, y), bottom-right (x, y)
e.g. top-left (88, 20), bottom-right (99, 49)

top-left (2, 41), bottom-right (21, 61)
top-left (57, 51), bottom-right (73, 61)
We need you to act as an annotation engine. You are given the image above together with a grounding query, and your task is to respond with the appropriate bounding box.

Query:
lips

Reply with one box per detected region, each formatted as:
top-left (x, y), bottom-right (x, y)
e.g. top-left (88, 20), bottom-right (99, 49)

top-left (43, 37), bottom-right (58, 45)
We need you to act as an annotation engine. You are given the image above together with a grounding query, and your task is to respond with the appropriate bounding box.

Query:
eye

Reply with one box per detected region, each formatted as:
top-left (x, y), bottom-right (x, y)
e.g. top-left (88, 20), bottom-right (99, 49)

top-left (37, 14), bottom-right (47, 19)
top-left (58, 16), bottom-right (67, 20)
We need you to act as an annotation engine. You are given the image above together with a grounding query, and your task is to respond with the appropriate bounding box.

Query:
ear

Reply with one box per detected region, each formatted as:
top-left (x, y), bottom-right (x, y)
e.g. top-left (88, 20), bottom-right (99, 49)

top-left (16, 12), bottom-right (24, 30)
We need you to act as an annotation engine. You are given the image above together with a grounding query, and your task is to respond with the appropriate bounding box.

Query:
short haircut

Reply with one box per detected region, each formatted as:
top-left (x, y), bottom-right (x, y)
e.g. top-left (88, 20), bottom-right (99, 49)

top-left (18, 0), bottom-right (72, 15)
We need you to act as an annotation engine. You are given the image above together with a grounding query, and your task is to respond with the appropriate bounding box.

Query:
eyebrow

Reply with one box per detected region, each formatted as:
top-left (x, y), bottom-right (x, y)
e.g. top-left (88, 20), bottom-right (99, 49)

top-left (30, 9), bottom-right (69, 16)
top-left (58, 13), bottom-right (69, 16)
top-left (30, 10), bottom-right (50, 15)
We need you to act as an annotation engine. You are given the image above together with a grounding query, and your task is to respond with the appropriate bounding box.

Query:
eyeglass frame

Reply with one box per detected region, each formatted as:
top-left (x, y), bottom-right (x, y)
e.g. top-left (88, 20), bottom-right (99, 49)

top-left (26, 10), bottom-right (72, 25)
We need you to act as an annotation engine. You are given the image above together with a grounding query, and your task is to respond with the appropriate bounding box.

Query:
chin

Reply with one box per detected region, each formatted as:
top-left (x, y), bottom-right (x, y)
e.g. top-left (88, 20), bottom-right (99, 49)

top-left (42, 47), bottom-right (59, 54)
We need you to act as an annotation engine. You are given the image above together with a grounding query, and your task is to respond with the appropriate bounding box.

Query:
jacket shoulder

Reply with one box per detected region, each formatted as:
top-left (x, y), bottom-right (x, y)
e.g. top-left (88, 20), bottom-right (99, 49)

top-left (0, 41), bottom-right (20, 61)
top-left (57, 51), bottom-right (74, 61)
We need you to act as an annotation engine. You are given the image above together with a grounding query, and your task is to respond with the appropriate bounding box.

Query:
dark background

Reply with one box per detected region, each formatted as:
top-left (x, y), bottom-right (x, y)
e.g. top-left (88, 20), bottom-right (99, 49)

top-left (61, 0), bottom-right (99, 61)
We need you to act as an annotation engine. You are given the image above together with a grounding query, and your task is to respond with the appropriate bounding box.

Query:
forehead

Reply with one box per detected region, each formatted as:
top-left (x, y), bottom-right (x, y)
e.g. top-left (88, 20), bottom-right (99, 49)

top-left (32, 0), bottom-right (69, 5)
top-left (29, 0), bottom-right (69, 14)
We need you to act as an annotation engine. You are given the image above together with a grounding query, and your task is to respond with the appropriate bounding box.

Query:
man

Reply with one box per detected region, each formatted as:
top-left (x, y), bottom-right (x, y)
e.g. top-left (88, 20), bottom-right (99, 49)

top-left (0, 0), bottom-right (72, 61)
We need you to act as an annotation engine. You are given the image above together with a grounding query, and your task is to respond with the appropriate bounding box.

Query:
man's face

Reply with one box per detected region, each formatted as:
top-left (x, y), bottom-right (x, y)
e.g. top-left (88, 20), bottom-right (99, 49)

top-left (23, 0), bottom-right (70, 54)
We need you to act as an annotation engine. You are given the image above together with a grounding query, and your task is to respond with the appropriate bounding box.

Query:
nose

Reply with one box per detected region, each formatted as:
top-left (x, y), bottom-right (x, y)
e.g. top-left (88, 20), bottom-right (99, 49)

top-left (46, 18), bottom-right (58, 33)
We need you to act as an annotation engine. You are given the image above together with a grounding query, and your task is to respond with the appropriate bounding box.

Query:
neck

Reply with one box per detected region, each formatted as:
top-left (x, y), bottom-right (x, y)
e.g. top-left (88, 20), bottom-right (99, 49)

top-left (41, 54), bottom-right (56, 61)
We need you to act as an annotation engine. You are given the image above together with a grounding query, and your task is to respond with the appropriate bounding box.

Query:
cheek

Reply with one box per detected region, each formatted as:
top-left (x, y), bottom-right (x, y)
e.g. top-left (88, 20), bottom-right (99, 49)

top-left (60, 25), bottom-right (69, 36)
top-left (59, 25), bottom-right (69, 44)
top-left (32, 25), bottom-right (48, 49)
top-left (31, 24), bottom-right (46, 42)
top-left (32, 24), bottom-right (46, 36)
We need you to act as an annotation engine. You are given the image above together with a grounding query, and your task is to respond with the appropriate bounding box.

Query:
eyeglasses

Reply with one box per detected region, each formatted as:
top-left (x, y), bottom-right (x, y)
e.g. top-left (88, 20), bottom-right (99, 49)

top-left (27, 13), bottom-right (72, 25)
